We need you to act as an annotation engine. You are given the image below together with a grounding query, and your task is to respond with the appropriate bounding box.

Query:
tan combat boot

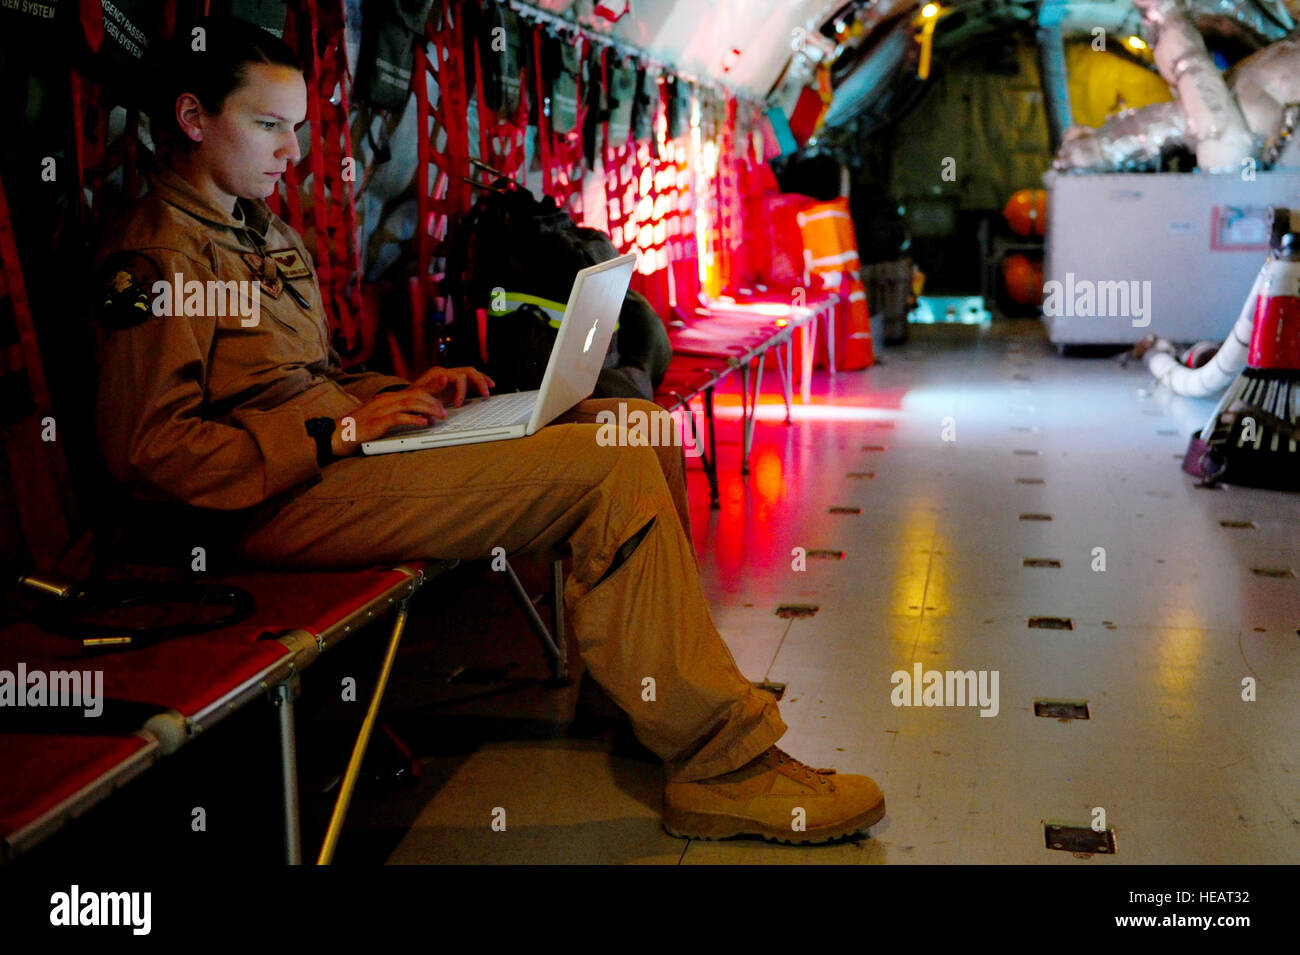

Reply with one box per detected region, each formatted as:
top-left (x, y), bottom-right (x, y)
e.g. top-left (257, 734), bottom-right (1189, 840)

top-left (662, 746), bottom-right (886, 844)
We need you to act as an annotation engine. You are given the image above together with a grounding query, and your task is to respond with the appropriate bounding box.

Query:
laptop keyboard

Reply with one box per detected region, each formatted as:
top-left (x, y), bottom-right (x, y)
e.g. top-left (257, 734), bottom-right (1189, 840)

top-left (432, 391), bottom-right (538, 432)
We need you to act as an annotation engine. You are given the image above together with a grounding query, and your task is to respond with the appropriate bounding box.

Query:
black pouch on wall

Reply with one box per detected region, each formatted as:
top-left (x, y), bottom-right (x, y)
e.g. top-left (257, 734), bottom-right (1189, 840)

top-left (0, 0), bottom-right (72, 48)
top-left (556, 35), bottom-right (583, 134)
top-left (470, 1), bottom-right (526, 116)
top-left (667, 75), bottom-right (692, 142)
top-left (605, 56), bottom-right (636, 150)
top-left (208, 0), bottom-right (288, 36)
top-left (663, 73), bottom-right (679, 141)
top-left (354, 0), bottom-right (434, 110)
top-left (581, 46), bottom-right (605, 167)
top-left (631, 64), bottom-right (656, 145)
top-left (86, 0), bottom-right (166, 102)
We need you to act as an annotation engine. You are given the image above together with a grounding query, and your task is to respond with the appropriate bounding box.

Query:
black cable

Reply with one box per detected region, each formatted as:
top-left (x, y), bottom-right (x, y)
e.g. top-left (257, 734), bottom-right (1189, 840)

top-left (32, 579), bottom-right (256, 654)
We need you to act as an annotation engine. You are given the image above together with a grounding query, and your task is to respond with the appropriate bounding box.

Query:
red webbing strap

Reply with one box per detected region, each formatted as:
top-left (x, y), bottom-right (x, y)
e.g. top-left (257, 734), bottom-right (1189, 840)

top-left (267, 0), bottom-right (370, 362)
top-left (412, 5), bottom-right (472, 371)
top-left (716, 94), bottom-right (745, 294)
top-left (300, 0), bottom-right (340, 343)
top-left (319, 0), bottom-right (368, 360)
top-left (603, 139), bottom-right (638, 252)
top-left (318, 0), bottom-right (366, 358)
top-left (69, 72), bottom-right (144, 235)
top-left (532, 25), bottom-right (551, 196)
top-left (663, 132), bottom-right (701, 314)
top-left (80, 0), bottom-right (104, 53)
top-left (122, 105), bottom-right (141, 209)
top-left (0, 174), bottom-right (74, 570)
top-left (415, 39), bottom-right (430, 289)
top-left (0, 185), bottom-right (50, 412)
top-left (555, 36), bottom-right (587, 219)
top-left (531, 26), bottom-right (585, 219)
top-left (69, 0), bottom-right (178, 228)
top-left (472, 26), bottom-right (527, 182)
top-left (603, 65), bottom-right (695, 312)
top-left (602, 47), bottom-right (626, 247)
top-left (69, 70), bottom-right (109, 231)
top-left (333, 33), bottom-right (371, 363)
top-left (161, 0), bottom-right (177, 40)
top-left (602, 48), bottom-right (640, 253)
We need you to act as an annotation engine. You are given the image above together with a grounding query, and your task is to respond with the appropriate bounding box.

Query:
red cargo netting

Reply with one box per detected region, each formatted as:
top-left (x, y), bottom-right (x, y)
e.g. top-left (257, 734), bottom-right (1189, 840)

top-left (270, 0), bottom-right (370, 362)
top-left (602, 68), bottom-right (696, 314)
top-left (414, 5), bottom-right (473, 274)
top-left (532, 26), bottom-right (586, 220)
top-left (0, 174), bottom-right (75, 573)
top-left (473, 31), bottom-right (528, 183)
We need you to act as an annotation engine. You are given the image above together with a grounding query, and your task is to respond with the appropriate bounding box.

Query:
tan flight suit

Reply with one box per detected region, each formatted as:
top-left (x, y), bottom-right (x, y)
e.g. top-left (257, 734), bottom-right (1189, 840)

top-left (93, 164), bottom-right (785, 781)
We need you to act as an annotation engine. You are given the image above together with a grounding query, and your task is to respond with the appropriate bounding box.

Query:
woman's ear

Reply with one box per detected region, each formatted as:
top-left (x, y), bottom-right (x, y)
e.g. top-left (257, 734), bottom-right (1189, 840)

top-left (175, 92), bottom-right (205, 143)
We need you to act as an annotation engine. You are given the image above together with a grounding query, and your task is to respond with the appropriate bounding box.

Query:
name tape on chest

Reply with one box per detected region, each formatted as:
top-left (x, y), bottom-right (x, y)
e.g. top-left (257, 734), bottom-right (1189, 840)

top-left (266, 247), bottom-right (312, 280)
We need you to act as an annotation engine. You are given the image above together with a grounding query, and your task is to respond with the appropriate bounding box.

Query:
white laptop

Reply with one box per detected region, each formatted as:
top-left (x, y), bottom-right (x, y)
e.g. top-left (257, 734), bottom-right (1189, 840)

top-left (361, 253), bottom-right (637, 454)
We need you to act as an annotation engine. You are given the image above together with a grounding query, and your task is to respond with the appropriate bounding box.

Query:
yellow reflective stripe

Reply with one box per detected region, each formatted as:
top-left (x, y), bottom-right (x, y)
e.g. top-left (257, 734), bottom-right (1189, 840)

top-left (487, 291), bottom-right (565, 327)
top-left (503, 291), bottom-right (568, 313)
top-left (488, 289), bottom-right (564, 327)
top-left (486, 289), bottom-right (619, 330)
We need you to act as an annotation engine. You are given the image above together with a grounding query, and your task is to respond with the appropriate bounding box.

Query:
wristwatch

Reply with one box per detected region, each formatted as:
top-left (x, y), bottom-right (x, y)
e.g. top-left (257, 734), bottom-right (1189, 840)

top-left (305, 416), bottom-right (336, 467)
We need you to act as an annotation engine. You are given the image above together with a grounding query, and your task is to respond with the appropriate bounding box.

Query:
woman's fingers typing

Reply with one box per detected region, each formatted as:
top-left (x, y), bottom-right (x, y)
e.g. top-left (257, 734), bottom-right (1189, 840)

top-left (333, 389), bottom-right (447, 456)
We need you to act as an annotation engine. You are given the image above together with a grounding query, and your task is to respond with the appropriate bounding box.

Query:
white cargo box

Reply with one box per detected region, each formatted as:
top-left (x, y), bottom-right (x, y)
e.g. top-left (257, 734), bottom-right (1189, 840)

top-left (1041, 170), bottom-right (1300, 345)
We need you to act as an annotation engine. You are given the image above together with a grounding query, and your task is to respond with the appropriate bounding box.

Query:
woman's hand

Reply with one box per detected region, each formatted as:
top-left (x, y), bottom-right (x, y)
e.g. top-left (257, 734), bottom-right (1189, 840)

top-left (331, 388), bottom-right (447, 457)
top-left (410, 365), bottom-right (495, 408)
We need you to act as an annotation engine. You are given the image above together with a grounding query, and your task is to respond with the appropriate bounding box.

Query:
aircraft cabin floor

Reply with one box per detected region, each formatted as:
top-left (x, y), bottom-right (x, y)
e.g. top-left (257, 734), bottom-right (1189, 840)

top-left (24, 318), bottom-right (1296, 867)
top-left (342, 317), bottom-right (1300, 865)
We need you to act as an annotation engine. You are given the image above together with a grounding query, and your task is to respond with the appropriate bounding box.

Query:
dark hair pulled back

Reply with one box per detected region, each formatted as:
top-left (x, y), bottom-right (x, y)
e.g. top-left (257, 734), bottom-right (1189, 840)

top-left (142, 14), bottom-right (302, 148)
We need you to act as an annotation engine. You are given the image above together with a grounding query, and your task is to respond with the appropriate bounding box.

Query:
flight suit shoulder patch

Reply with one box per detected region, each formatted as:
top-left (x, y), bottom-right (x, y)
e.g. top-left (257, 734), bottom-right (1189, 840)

top-left (94, 251), bottom-right (165, 332)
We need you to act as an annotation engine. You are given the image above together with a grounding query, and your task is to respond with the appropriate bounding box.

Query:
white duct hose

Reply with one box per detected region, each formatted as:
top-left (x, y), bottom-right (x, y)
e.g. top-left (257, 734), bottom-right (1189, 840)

top-left (1143, 262), bottom-right (1267, 395)
top-left (1134, 0), bottom-right (1256, 172)
top-left (1189, 0), bottom-right (1296, 42)
top-left (1051, 33), bottom-right (1300, 171)
top-left (1229, 38), bottom-right (1300, 168)
top-left (1052, 101), bottom-right (1190, 171)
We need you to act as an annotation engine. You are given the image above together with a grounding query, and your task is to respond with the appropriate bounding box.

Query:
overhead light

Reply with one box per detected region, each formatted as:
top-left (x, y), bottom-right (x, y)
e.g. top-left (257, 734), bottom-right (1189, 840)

top-left (916, 5), bottom-right (940, 79)
top-left (1127, 35), bottom-right (1147, 50)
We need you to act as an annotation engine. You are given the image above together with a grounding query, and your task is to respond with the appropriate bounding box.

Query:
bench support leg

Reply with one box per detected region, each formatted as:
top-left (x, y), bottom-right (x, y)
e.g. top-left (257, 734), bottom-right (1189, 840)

top-left (739, 364), bottom-right (751, 476)
top-left (741, 355), bottom-right (765, 476)
top-left (550, 560), bottom-right (567, 681)
top-left (503, 559), bottom-right (568, 682)
top-left (776, 338), bottom-right (793, 424)
top-left (800, 314), bottom-right (816, 404)
top-left (703, 388), bottom-right (720, 508)
top-left (317, 598), bottom-right (411, 865)
top-left (826, 306), bottom-right (836, 376)
top-left (272, 678), bottom-right (302, 865)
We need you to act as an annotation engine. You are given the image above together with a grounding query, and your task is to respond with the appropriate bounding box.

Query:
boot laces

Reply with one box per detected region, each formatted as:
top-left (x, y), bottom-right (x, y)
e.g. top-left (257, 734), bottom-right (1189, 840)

top-left (770, 747), bottom-right (831, 786)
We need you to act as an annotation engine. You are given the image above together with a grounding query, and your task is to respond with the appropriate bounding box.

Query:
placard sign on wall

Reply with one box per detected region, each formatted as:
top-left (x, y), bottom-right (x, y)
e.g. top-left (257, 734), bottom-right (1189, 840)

top-left (1211, 205), bottom-right (1273, 251)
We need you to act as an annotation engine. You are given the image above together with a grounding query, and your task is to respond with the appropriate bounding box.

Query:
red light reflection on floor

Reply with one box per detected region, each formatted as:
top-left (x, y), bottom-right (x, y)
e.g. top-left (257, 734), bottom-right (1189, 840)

top-left (701, 387), bottom-right (908, 422)
top-left (682, 368), bottom-right (911, 582)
